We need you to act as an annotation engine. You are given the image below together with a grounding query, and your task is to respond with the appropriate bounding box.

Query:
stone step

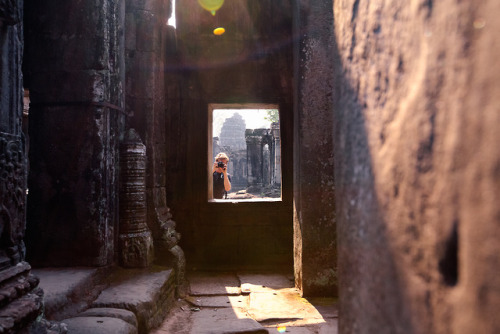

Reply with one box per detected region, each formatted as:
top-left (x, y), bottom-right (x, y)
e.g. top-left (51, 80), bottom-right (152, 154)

top-left (33, 267), bottom-right (109, 320)
top-left (91, 266), bottom-right (175, 334)
top-left (35, 265), bottom-right (176, 334)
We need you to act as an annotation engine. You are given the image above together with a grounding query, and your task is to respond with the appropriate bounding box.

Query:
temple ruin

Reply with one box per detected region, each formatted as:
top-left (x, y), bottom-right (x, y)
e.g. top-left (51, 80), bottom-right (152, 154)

top-left (0, 0), bottom-right (499, 333)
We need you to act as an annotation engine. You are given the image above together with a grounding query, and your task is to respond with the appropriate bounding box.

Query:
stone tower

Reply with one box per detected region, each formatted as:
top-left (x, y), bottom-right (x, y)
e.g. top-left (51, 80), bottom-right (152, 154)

top-left (219, 113), bottom-right (246, 151)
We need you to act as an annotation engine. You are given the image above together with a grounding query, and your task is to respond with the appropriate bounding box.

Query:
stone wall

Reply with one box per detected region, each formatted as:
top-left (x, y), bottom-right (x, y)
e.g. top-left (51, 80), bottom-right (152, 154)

top-left (333, 1), bottom-right (500, 333)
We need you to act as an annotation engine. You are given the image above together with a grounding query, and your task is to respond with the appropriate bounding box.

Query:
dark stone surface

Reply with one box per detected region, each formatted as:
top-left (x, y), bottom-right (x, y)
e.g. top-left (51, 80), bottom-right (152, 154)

top-left (0, 0), bottom-right (21, 26)
top-left (26, 107), bottom-right (121, 267)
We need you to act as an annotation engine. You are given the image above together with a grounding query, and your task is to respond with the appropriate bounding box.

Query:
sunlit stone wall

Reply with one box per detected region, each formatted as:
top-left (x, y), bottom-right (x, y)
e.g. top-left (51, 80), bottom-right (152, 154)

top-left (334, 1), bottom-right (500, 333)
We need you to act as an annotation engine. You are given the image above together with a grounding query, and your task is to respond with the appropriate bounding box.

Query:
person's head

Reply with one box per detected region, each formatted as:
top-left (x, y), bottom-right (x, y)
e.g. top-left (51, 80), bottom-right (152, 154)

top-left (215, 152), bottom-right (229, 164)
top-left (215, 152), bottom-right (229, 171)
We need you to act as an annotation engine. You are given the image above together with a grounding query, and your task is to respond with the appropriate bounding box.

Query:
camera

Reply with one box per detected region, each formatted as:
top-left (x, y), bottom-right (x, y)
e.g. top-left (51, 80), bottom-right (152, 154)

top-left (217, 161), bottom-right (225, 168)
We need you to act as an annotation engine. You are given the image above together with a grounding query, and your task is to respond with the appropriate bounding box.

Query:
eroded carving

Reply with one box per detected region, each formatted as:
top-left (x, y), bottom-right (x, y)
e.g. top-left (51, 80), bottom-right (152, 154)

top-left (119, 231), bottom-right (154, 267)
top-left (154, 195), bottom-right (186, 297)
top-left (118, 129), bottom-right (154, 267)
top-left (0, 133), bottom-right (27, 268)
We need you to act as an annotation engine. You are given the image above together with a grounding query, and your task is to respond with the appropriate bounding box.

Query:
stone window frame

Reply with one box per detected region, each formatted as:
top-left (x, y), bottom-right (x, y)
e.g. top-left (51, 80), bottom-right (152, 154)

top-left (208, 103), bottom-right (282, 203)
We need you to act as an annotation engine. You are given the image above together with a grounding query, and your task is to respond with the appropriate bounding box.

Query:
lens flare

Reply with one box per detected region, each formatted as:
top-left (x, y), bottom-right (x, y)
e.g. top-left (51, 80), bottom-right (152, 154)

top-left (213, 27), bottom-right (225, 35)
top-left (198, 0), bottom-right (224, 14)
top-left (277, 326), bottom-right (286, 333)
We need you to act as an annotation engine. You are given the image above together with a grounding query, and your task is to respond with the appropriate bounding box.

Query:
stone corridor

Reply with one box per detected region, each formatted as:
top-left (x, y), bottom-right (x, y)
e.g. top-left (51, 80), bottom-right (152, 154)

top-left (1, 0), bottom-right (499, 332)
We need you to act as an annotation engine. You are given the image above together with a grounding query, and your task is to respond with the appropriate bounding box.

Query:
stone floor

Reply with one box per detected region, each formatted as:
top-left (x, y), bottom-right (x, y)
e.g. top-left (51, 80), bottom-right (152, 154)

top-left (152, 272), bottom-right (338, 334)
top-left (34, 268), bottom-right (337, 333)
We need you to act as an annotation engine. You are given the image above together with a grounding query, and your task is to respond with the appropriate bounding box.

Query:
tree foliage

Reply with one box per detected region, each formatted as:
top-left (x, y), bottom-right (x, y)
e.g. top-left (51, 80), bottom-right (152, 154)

top-left (264, 109), bottom-right (279, 123)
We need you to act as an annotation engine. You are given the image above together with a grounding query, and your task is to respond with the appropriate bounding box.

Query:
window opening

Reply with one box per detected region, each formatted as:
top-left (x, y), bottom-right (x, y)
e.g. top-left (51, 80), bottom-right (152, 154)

top-left (208, 104), bottom-right (282, 202)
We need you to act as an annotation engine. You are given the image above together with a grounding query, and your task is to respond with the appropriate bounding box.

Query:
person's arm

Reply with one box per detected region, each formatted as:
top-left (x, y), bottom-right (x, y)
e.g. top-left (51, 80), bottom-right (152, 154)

top-left (222, 168), bottom-right (231, 192)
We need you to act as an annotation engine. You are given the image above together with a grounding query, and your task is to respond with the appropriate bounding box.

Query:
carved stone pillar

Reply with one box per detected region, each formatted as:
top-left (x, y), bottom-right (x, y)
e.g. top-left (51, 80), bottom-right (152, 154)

top-left (0, 0), bottom-right (44, 331)
top-left (119, 129), bottom-right (154, 267)
top-left (245, 129), bottom-right (265, 192)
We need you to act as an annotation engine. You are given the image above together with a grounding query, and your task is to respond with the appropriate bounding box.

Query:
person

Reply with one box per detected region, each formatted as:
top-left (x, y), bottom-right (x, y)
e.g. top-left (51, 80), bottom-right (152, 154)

top-left (212, 152), bottom-right (231, 199)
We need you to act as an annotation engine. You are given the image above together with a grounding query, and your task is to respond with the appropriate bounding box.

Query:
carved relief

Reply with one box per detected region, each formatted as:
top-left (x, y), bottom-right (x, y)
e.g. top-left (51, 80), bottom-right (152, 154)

top-left (119, 231), bottom-right (154, 268)
top-left (0, 133), bottom-right (27, 269)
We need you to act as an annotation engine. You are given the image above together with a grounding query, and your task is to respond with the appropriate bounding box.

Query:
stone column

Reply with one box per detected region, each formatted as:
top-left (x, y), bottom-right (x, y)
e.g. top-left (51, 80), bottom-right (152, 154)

top-left (23, 0), bottom-right (125, 266)
top-left (263, 143), bottom-right (271, 186)
top-left (119, 129), bottom-right (154, 267)
top-left (293, 0), bottom-right (337, 296)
